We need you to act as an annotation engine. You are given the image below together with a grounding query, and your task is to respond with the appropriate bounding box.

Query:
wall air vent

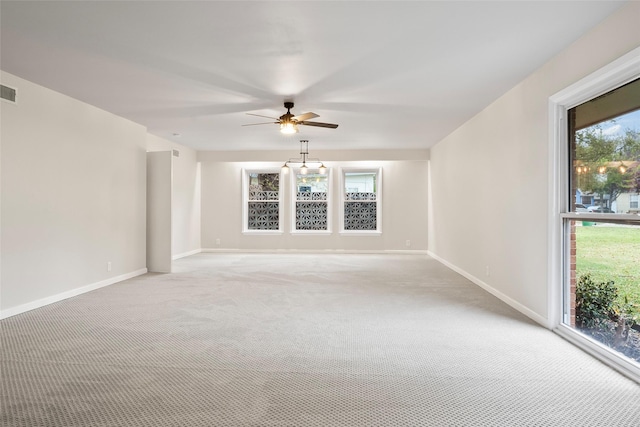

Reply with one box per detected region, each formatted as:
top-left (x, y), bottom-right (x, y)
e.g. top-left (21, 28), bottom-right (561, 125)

top-left (1, 84), bottom-right (17, 103)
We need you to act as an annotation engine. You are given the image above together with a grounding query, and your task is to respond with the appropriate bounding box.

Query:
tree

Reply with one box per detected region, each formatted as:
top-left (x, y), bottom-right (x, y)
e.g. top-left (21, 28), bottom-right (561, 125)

top-left (257, 173), bottom-right (279, 191)
top-left (575, 123), bottom-right (640, 208)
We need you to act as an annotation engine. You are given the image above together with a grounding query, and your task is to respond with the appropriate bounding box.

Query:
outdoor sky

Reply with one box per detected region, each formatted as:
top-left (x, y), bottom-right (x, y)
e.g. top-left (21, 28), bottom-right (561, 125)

top-left (602, 108), bottom-right (640, 137)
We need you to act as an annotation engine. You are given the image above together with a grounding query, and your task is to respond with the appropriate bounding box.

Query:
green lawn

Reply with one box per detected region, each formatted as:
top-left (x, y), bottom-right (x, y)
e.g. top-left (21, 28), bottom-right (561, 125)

top-left (575, 225), bottom-right (640, 314)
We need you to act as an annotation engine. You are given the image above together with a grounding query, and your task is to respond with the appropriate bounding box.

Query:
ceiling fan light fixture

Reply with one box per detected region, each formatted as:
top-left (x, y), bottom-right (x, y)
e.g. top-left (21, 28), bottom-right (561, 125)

top-left (280, 121), bottom-right (298, 134)
top-left (244, 102), bottom-right (337, 133)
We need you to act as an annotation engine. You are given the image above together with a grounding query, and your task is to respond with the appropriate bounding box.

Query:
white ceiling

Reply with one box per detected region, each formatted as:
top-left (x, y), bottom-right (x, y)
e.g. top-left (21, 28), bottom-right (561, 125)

top-left (0, 1), bottom-right (625, 151)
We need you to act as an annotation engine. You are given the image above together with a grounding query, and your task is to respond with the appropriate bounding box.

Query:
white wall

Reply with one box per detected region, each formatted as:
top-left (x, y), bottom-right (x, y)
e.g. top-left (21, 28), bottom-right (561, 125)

top-left (199, 150), bottom-right (428, 252)
top-left (146, 134), bottom-right (201, 258)
top-left (428, 2), bottom-right (640, 325)
top-left (146, 151), bottom-right (173, 273)
top-left (0, 71), bottom-right (148, 316)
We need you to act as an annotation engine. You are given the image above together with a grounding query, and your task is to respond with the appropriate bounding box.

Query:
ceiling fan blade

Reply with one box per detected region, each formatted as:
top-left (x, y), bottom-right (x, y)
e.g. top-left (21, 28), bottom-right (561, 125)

top-left (292, 112), bottom-right (319, 121)
top-left (246, 113), bottom-right (279, 120)
top-left (242, 122), bottom-right (278, 127)
top-left (299, 121), bottom-right (339, 129)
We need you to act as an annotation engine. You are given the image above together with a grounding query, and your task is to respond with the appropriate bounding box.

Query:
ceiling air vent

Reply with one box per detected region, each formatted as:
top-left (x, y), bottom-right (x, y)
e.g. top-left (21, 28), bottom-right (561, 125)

top-left (1, 84), bottom-right (17, 103)
top-left (172, 149), bottom-right (180, 157)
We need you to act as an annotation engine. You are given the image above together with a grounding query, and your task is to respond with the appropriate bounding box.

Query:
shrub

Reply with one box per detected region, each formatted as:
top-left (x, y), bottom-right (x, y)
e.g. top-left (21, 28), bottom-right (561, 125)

top-left (575, 274), bottom-right (618, 329)
top-left (576, 274), bottom-right (639, 357)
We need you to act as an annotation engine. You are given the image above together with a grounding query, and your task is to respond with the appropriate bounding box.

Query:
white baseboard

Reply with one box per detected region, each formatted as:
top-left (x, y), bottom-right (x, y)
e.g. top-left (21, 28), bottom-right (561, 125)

top-left (384, 250), bottom-right (429, 255)
top-left (427, 250), bottom-right (551, 329)
top-left (0, 268), bottom-right (148, 320)
top-left (172, 248), bottom-right (202, 260)
top-left (200, 248), bottom-right (242, 253)
top-left (201, 248), bottom-right (428, 255)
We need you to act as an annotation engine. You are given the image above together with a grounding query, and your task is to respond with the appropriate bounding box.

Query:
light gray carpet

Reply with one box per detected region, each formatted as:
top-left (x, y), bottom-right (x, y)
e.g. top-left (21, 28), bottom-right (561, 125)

top-left (1, 253), bottom-right (639, 426)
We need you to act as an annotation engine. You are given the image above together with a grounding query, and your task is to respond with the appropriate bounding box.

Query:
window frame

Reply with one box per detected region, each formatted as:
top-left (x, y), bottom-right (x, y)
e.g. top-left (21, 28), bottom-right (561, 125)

top-left (549, 46), bottom-right (640, 382)
top-left (241, 168), bottom-right (284, 235)
top-left (339, 167), bottom-right (383, 235)
top-left (290, 167), bottom-right (333, 235)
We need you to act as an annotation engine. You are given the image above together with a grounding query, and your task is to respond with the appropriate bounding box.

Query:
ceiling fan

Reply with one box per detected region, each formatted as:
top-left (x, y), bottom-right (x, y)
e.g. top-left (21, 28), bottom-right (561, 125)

top-left (243, 102), bottom-right (339, 134)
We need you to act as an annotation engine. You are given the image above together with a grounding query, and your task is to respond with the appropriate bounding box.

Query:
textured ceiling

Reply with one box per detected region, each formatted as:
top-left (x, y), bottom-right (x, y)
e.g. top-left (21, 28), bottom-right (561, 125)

top-left (0, 1), bottom-right (625, 151)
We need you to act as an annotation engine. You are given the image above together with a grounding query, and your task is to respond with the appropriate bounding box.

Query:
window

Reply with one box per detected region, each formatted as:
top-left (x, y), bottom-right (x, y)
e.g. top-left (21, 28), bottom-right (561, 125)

top-left (631, 194), bottom-right (639, 210)
top-left (340, 168), bottom-right (382, 233)
top-left (554, 70), bottom-right (640, 380)
top-left (292, 170), bottom-right (330, 232)
top-left (242, 170), bottom-right (282, 233)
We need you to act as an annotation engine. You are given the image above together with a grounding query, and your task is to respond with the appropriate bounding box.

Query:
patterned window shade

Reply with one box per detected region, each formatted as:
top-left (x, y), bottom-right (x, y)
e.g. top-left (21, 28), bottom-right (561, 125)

top-left (247, 173), bottom-right (280, 230)
top-left (343, 171), bottom-right (379, 231)
top-left (295, 173), bottom-right (329, 231)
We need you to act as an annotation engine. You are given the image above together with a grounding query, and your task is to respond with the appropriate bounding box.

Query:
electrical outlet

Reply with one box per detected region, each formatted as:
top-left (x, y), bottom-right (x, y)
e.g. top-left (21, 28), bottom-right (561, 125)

top-left (215, 238), bottom-right (221, 245)
top-left (107, 262), bottom-right (112, 272)
top-left (405, 240), bottom-right (411, 247)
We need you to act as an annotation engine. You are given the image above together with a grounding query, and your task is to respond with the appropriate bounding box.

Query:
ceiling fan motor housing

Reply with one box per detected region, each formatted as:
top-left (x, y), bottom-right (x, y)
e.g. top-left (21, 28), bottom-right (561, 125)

top-left (281, 102), bottom-right (295, 122)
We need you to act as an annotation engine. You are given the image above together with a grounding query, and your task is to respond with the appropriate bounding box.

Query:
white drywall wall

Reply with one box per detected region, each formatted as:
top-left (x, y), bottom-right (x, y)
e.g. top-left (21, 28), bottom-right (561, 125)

top-left (198, 150), bottom-right (428, 252)
top-left (428, 2), bottom-right (640, 324)
top-left (146, 134), bottom-right (201, 258)
top-left (0, 71), bottom-right (147, 315)
top-left (146, 151), bottom-right (173, 273)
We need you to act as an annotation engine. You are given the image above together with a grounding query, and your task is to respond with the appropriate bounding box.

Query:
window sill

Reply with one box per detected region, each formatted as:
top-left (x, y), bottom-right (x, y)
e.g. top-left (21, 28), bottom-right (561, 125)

top-left (291, 230), bottom-right (332, 235)
top-left (242, 230), bottom-right (284, 235)
top-left (554, 324), bottom-right (639, 383)
top-left (339, 230), bottom-right (382, 236)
